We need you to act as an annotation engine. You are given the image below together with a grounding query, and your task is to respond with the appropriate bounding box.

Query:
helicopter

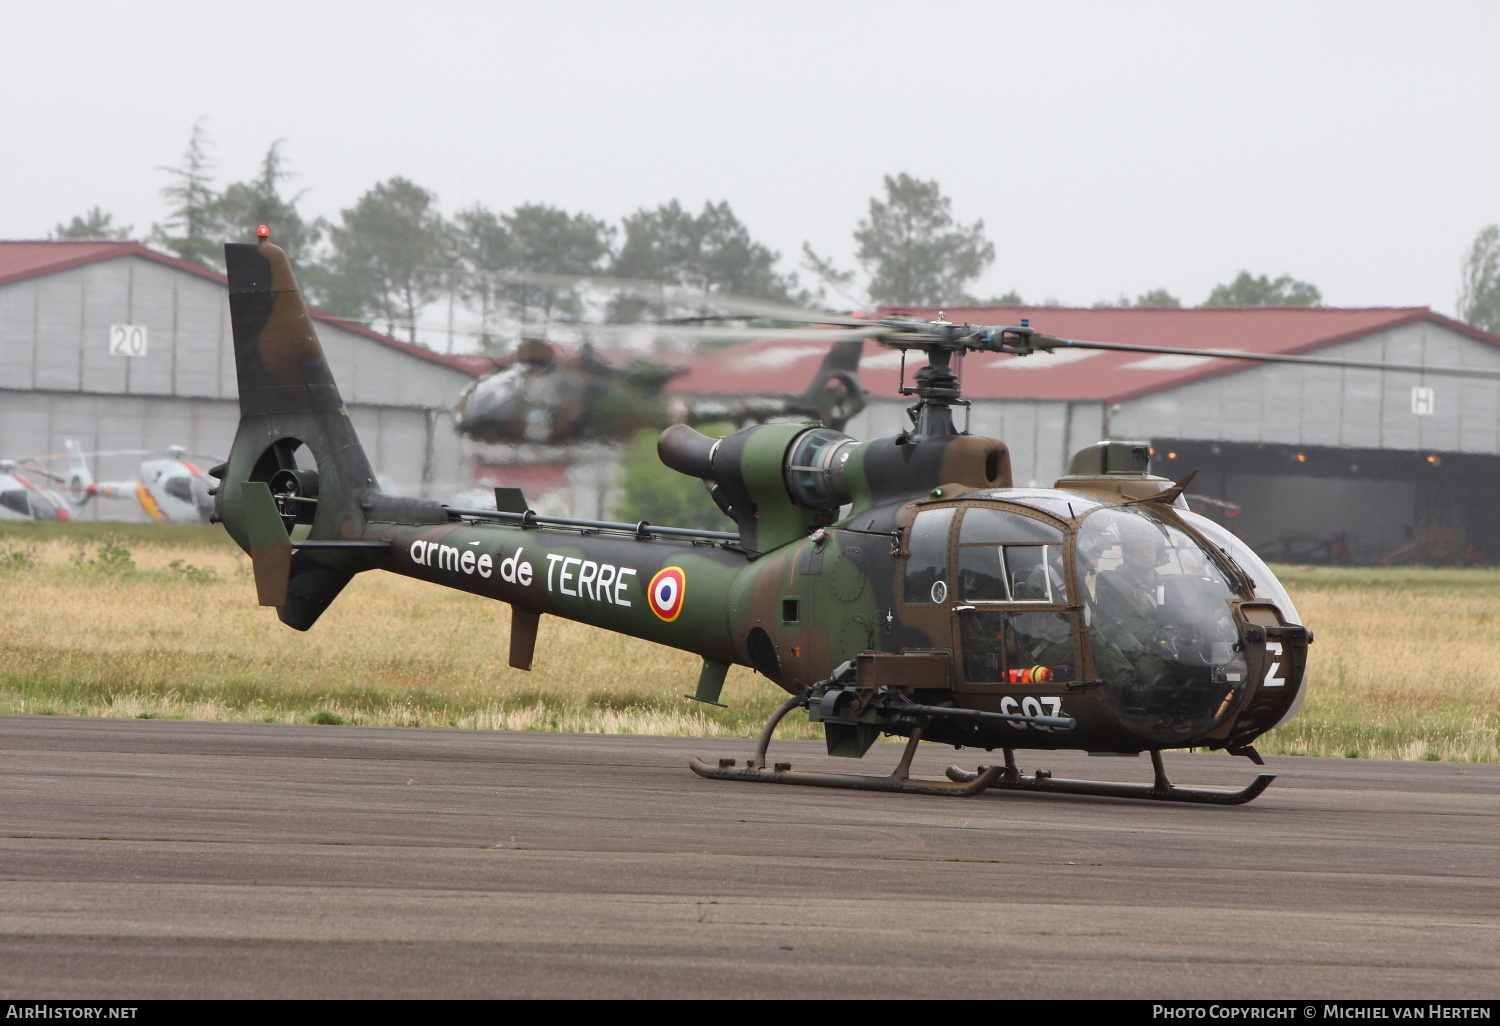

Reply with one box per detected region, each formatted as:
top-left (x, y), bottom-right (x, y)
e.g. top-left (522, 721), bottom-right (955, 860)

top-left (212, 229), bottom-right (1497, 805)
top-left (0, 443), bottom-right (218, 524)
top-left (451, 333), bottom-right (866, 444)
top-left (0, 459), bottom-right (72, 522)
top-left (62, 440), bottom-right (218, 524)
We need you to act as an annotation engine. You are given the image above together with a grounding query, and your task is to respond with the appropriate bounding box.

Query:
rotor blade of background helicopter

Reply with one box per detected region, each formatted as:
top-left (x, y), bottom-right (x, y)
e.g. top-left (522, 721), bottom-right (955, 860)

top-left (1028, 335), bottom-right (1500, 381)
top-left (17, 449), bottom-right (152, 464)
top-left (441, 267), bottom-right (872, 327)
top-left (12, 465), bottom-right (69, 484)
top-left (505, 322), bottom-right (889, 345)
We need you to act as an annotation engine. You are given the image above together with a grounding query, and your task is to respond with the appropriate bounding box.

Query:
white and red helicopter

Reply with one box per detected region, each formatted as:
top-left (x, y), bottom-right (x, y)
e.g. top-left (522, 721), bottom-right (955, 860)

top-left (0, 442), bottom-right (217, 524)
top-left (63, 440), bottom-right (217, 524)
top-left (0, 459), bottom-right (72, 522)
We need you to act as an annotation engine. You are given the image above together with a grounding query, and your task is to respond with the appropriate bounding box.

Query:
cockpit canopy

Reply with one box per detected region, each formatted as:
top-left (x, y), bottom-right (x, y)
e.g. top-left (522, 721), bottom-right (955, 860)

top-left (903, 493), bottom-right (1256, 744)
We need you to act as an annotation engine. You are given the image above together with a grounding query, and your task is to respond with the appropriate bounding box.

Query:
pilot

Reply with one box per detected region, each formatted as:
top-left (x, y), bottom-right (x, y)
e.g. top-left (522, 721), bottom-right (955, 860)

top-left (1095, 519), bottom-right (1167, 647)
top-left (1059, 527), bottom-right (1137, 692)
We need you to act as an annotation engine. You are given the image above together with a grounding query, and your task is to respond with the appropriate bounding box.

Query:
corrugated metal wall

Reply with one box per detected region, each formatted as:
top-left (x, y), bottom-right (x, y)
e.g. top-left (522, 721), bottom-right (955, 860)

top-left (1110, 320), bottom-right (1500, 453)
top-left (0, 254), bottom-right (479, 520)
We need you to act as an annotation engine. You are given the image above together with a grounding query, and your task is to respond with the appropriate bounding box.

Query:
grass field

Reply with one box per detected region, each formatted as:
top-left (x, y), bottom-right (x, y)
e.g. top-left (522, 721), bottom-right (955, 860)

top-left (1, 522), bottom-right (1496, 761)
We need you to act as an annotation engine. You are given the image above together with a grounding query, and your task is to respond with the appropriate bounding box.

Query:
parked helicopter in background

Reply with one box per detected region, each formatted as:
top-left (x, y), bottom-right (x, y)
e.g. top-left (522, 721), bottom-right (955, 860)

top-left (452, 336), bottom-right (865, 444)
top-left (63, 440), bottom-right (218, 524)
top-left (214, 231), bottom-right (1500, 807)
top-left (0, 459), bottom-right (72, 521)
top-left (0, 443), bottom-right (218, 524)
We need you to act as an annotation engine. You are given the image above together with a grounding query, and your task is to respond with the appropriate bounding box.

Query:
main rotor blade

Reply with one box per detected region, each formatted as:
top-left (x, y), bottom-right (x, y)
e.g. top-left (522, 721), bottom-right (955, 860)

top-left (14, 465), bottom-right (69, 484)
top-left (366, 317), bottom-right (885, 346)
top-left (16, 448), bottom-right (151, 464)
top-left (513, 322), bottom-right (889, 345)
top-left (1031, 336), bottom-right (1500, 380)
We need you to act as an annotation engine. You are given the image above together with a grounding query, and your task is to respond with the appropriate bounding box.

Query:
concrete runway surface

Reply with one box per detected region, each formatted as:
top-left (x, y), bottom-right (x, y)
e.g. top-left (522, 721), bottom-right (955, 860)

top-left (0, 715), bottom-right (1496, 1000)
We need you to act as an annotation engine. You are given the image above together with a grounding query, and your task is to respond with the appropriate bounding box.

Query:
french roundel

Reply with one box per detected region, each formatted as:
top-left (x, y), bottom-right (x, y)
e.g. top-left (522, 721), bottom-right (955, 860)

top-left (648, 566), bottom-right (686, 621)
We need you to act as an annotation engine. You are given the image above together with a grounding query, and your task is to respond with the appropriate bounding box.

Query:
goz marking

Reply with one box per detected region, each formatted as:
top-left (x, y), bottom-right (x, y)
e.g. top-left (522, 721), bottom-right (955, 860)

top-left (1000, 695), bottom-right (1063, 731)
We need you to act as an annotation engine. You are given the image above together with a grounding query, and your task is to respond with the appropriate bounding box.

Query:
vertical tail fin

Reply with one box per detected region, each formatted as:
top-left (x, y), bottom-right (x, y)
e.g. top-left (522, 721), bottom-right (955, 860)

top-left (797, 338), bottom-right (865, 430)
top-left (63, 439), bottom-right (94, 501)
top-left (214, 237), bottom-right (383, 630)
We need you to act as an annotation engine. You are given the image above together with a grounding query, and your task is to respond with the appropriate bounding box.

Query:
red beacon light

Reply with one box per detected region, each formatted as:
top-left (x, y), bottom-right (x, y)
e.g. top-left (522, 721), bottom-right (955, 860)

top-left (256, 225), bottom-right (271, 239)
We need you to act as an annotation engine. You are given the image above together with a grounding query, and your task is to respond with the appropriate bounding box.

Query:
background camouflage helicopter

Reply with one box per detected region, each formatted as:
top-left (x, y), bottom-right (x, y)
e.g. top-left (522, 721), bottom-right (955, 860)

top-left (212, 229), bottom-right (1498, 806)
top-left (452, 334), bottom-right (866, 444)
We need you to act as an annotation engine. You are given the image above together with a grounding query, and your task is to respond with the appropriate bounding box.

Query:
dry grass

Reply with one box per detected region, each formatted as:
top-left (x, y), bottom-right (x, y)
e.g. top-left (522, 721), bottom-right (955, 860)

top-left (1, 524), bottom-right (1496, 761)
top-left (0, 524), bottom-right (814, 740)
top-left (1254, 566), bottom-right (1500, 762)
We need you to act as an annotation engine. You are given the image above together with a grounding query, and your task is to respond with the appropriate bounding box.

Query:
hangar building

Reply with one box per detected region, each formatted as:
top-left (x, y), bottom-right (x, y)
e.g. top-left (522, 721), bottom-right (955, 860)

top-left (671, 306), bottom-right (1500, 564)
top-left (0, 240), bottom-right (484, 521)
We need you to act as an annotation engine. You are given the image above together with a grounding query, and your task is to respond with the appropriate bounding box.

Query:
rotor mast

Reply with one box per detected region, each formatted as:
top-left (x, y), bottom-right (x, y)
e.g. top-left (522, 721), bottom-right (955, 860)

top-left (884, 315), bottom-right (1045, 443)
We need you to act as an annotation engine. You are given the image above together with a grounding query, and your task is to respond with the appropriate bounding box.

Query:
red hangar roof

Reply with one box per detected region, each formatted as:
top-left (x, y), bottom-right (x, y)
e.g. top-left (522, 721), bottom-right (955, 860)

top-left (668, 305), bottom-right (1500, 405)
top-left (0, 240), bottom-right (487, 377)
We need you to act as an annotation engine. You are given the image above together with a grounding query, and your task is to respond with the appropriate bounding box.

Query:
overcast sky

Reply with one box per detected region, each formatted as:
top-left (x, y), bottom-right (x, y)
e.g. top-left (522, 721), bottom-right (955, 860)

top-left (7, 0), bottom-right (1497, 315)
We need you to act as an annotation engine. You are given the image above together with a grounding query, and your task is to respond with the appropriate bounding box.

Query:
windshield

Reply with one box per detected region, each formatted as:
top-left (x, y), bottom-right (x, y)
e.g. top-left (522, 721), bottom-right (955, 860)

top-left (1179, 509), bottom-right (1307, 729)
top-left (1077, 506), bottom-right (1248, 743)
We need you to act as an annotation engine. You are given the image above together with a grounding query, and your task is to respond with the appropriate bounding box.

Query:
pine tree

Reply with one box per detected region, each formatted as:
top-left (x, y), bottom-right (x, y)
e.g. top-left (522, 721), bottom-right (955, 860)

top-left (1202, 271), bottom-right (1320, 307)
top-left (53, 207), bottom-right (132, 240)
top-left (150, 120), bottom-right (223, 269)
top-left (214, 141), bottom-right (317, 264)
top-left (853, 174), bottom-right (994, 306)
top-left (1458, 225), bottom-right (1500, 334)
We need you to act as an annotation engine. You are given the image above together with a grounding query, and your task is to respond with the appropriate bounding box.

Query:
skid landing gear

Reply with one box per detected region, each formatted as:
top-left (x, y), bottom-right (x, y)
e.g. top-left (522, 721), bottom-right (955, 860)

top-left (689, 695), bottom-right (1006, 796)
top-left (689, 696), bottom-right (1276, 805)
top-left (943, 749), bottom-right (1275, 806)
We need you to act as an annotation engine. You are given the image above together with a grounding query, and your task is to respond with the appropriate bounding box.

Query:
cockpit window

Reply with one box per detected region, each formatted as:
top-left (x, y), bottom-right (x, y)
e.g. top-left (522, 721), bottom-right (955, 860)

top-left (164, 476), bottom-right (195, 503)
top-left (954, 505), bottom-right (1077, 683)
top-left (961, 609), bottom-right (1075, 683)
top-left (957, 508), bottom-right (1067, 603)
top-left (904, 506), bottom-right (955, 604)
top-left (1076, 507), bottom-right (1248, 742)
top-left (959, 508), bottom-right (1063, 545)
top-left (989, 490), bottom-right (1101, 519)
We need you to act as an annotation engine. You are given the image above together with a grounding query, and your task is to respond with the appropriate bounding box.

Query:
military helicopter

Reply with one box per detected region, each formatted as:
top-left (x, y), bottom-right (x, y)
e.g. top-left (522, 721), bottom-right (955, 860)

top-left (212, 229), bottom-right (1497, 805)
top-left (452, 335), bottom-right (866, 444)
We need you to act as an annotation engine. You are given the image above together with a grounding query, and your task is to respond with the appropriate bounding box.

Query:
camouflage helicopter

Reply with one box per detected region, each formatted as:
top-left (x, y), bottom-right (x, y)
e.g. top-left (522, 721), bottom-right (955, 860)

top-left (452, 334), bottom-right (866, 444)
top-left (212, 229), bottom-right (1494, 805)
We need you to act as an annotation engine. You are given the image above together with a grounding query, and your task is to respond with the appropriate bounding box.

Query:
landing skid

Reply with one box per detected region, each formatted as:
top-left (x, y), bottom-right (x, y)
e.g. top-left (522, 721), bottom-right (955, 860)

top-left (689, 696), bottom-right (1275, 805)
top-left (944, 749), bottom-right (1276, 806)
top-left (690, 696), bottom-right (1004, 795)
